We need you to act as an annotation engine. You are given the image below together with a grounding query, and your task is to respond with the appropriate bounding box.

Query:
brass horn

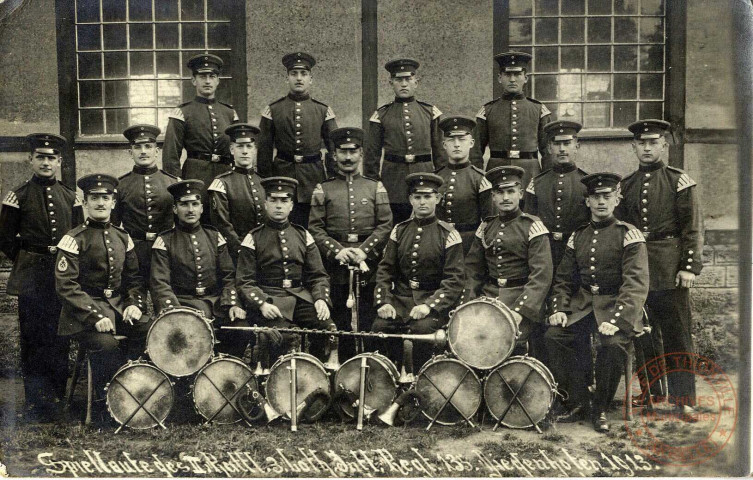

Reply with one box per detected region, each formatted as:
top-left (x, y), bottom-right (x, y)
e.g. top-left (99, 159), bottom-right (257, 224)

top-left (378, 389), bottom-right (422, 426)
top-left (221, 326), bottom-right (448, 348)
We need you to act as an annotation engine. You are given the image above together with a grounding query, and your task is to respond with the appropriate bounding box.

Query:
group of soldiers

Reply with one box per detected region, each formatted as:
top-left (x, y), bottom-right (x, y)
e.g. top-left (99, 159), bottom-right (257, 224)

top-left (1, 50), bottom-right (703, 434)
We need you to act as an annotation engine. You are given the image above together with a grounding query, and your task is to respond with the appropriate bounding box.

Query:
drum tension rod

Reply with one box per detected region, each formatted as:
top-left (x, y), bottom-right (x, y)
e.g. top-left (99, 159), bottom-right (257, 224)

top-left (492, 369), bottom-right (543, 434)
top-left (112, 377), bottom-right (169, 433)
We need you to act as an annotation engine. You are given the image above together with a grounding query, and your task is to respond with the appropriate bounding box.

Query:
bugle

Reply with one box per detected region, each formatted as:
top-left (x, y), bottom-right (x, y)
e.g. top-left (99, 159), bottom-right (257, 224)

top-left (221, 325), bottom-right (447, 347)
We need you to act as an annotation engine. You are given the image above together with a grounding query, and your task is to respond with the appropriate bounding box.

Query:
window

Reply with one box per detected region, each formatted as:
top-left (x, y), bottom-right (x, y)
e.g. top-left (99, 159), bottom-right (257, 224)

top-left (508, 0), bottom-right (666, 129)
top-left (73, 0), bottom-right (244, 137)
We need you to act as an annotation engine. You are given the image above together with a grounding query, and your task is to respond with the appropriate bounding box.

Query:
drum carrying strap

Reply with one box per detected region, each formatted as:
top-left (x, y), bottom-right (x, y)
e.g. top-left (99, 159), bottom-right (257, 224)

top-left (491, 368), bottom-right (543, 434)
top-left (112, 376), bottom-right (169, 433)
top-left (198, 369), bottom-right (257, 426)
top-left (422, 371), bottom-right (478, 431)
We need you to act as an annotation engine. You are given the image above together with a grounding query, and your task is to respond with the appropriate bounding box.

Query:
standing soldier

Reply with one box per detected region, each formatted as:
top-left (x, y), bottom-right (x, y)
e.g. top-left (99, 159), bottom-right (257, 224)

top-left (364, 59), bottom-right (446, 223)
top-left (0, 133), bottom-right (84, 421)
top-left (434, 115), bottom-right (493, 254)
top-left (162, 54), bottom-right (239, 224)
top-left (546, 173), bottom-right (649, 432)
top-left (208, 123), bottom-right (266, 265)
top-left (308, 127), bottom-right (393, 360)
top-left (470, 52), bottom-right (551, 188)
top-left (464, 166), bottom-right (552, 358)
top-left (616, 119), bottom-right (703, 419)
top-left (372, 173), bottom-right (465, 372)
top-left (257, 52), bottom-right (338, 227)
top-left (112, 124), bottom-right (179, 284)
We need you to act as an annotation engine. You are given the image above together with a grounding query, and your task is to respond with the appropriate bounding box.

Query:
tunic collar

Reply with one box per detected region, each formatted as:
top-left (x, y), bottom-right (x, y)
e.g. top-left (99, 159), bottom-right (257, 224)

top-left (638, 160), bottom-right (665, 172)
top-left (85, 219), bottom-right (111, 229)
top-left (288, 92), bottom-right (311, 101)
top-left (591, 216), bottom-right (617, 229)
top-left (31, 175), bottom-right (57, 186)
top-left (335, 171), bottom-right (361, 180)
top-left (447, 160), bottom-right (471, 171)
top-left (413, 215), bottom-right (437, 227)
top-left (502, 91), bottom-right (526, 100)
top-left (498, 208), bottom-right (522, 222)
top-left (177, 221), bottom-right (202, 233)
top-left (552, 162), bottom-right (577, 174)
top-left (395, 96), bottom-right (415, 104)
top-left (133, 164), bottom-right (159, 175)
top-left (232, 165), bottom-right (256, 175)
top-left (194, 96), bottom-right (216, 105)
top-left (266, 219), bottom-right (290, 230)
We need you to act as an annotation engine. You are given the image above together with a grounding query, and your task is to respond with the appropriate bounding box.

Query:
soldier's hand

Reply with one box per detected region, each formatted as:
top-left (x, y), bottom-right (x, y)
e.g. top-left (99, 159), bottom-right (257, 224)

top-left (548, 312), bottom-right (568, 327)
top-left (229, 306), bottom-right (247, 321)
top-left (410, 304), bottom-right (431, 320)
top-left (675, 270), bottom-right (696, 289)
top-left (598, 322), bottom-right (619, 336)
top-left (95, 318), bottom-right (115, 333)
top-left (351, 248), bottom-right (368, 264)
top-left (122, 305), bottom-right (142, 325)
top-left (260, 302), bottom-right (283, 320)
top-left (378, 304), bottom-right (396, 319)
top-left (314, 299), bottom-right (330, 321)
top-left (334, 249), bottom-right (353, 264)
top-left (510, 310), bottom-right (523, 325)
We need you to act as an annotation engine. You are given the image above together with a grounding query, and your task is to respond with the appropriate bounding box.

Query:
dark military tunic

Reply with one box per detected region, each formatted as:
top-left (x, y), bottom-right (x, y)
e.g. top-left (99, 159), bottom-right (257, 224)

top-left (0, 175), bottom-right (84, 407)
top-left (364, 97), bottom-right (446, 212)
top-left (112, 165), bottom-right (179, 281)
top-left (435, 161), bottom-right (493, 253)
top-left (207, 165), bottom-right (266, 263)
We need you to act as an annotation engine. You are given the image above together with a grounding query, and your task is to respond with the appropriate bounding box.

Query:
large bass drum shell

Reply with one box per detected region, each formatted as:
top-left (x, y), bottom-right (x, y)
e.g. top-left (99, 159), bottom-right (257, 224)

top-left (333, 352), bottom-right (399, 418)
top-left (192, 354), bottom-right (259, 424)
top-left (106, 360), bottom-right (174, 429)
top-left (265, 352), bottom-right (330, 421)
top-left (415, 355), bottom-right (482, 426)
top-left (146, 307), bottom-right (215, 377)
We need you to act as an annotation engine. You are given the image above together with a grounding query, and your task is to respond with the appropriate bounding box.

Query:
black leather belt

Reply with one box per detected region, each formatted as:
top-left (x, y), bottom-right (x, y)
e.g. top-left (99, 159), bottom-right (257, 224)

top-left (20, 242), bottom-right (57, 255)
top-left (490, 150), bottom-right (538, 159)
top-left (174, 286), bottom-right (217, 297)
top-left (644, 231), bottom-right (678, 241)
top-left (489, 276), bottom-right (528, 288)
top-left (581, 284), bottom-right (619, 296)
top-left (550, 232), bottom-right (572, 241)
top-left (277, 151), bottom-right (321, 164)
top-left (82, 286), bottom-right (119, 299)
top-left (129, 231), bottom-right (158, 241)
top-left (187, 152), bottom-right (233, 164)
top-left (260, 279), bottom-right (302, 288)
top-left (331, 233), bottom-right (370, 243)
top-left (384, 153), bottom-right (432, 164)
top-left (404, 278), bottom-right (441, 291)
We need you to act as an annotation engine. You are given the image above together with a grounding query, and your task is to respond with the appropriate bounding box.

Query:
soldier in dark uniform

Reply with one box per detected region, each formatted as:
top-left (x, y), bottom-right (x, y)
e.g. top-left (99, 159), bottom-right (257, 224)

top-left (208, 123), bottom-right (266, 265)
top-left (470, 52), bottom-right (551, 188)
top-left (308, 127), bottom-right (393, 360)
top-left (112, 124), bottom-right (179, 285)
top-left (162, 54), bottom-right (239, 224)
top-left (464, 166), bottom-right (552, 358)
top-left (616, 119), bottom-right (703, 418)
top-left (257, 52), bottom-right (338, 227)
top-left (236, 177), bottom-right (334, 362)
top-left (150, 180), bottom-right (251, 358)
top-left (55, 174), bottom-right (150, 415)
top-left (364, 59), bottom-right (446, 223)
top-left (372, 173), bottom-right (465, 371)
top-left (545, 173), bottom-right (649, 432)
top-left (0, 133), bottom-right (84, 421)
top-left (434, 115), bottom-right (493, 254)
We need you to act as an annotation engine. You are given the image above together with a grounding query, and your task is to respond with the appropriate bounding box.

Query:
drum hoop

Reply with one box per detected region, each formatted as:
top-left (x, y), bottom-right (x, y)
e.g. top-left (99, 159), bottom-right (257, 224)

top-left (416, 356), bottom-right (483, 426)
top-left (270, 352), bottom-right (328, 377)
top-left (105, 362), bottom-right (174, 429)
top-left (145, 306), bottom-right (216, 377)
top-left (334, 353), bottom-right (399, 391)
top-left (447, 297), bottom-right (519, 369)
top-left (191, 355), bottom-right (257, 423)
top-left (484, 356), bottom-right (556, 428)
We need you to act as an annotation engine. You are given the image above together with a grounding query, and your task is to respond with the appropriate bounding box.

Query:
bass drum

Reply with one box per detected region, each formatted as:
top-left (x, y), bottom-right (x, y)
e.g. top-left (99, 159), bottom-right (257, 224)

top-left (415, 355), bottom-right (482, 426)
top-left (106, 360), bottom-right (173, 429)
top-left (333, 352), bottom-right (399, 418)
top-left (447, 296), bottom-right (518, 370)
top-left (146, 307), bottom-right (215, 377)
top-left (265, 352), bottom-right (331, 422)
top-left (484, 356), bottom-right (557, 429)
top-left (192, 354), bottom-right (259, 424)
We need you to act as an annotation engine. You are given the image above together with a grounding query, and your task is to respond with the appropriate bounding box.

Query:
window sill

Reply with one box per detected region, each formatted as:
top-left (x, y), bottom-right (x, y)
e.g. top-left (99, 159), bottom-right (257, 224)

top-left (73, 136), bottom-right (165, 149)
top-left (576, 129), bottom-right (635, 141)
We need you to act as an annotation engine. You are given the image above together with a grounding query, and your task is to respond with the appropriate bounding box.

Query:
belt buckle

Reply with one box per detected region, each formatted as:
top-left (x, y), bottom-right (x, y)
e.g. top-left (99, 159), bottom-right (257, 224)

top-left (347, 233), bottom-right (359, 243)
top-left (145, 232), bottom-right (156, 241)
top-left (497, 278), bottom-right (508, 287)
top-left (409, 279), bottom-right (420, 290)
top-left (590, 285), bottom-right (599, 295)
top-left (196, 287), bottom-right (206, 296)
top-left (48, 246), bottom-right (57, 254)
top-left (405, 154), bottom-right (415, 163)
top-left (211, 154), bottom-right (221, 163)
top-left (553, 232), bottom-right (563, 241)
top-left (509, 150), bottom-right (520, 159)
top-left (294, 155), bottom-right (304, 163)
top-left (282, 279), bottom-right (293, 288)
top-left (104, 288), bottom-right (113, 299)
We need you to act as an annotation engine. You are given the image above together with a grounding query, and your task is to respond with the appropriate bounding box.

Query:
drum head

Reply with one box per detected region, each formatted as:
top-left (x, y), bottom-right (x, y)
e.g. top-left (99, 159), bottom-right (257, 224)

top-left (193, 356), bottom-right (258, 424)
top-left (147, 308), bottom-right (214, 377)
top-left (106, 362), bottom-right (173, 429)
top-left (416, 358), bottom-right (482, 426)
top-left (334, 353), bottom-right (399, 418)
top-left (448, 298), bottom-right (517, 370)
top-left (266, 354), bottom-right (330, 421)
top-left (484, 357), bottom-right (554, 429)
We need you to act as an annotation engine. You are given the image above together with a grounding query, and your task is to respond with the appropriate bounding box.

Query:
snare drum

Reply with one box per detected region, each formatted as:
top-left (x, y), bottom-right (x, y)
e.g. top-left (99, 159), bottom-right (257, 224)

top-left (484, 356), bottom-right (557, 429)
top-left (146, 307), bottom-right (215, 377)
top-left (265, 352), bottom-right (331, 422)
top-left (334, 352), bottom-right (399, 418)
top-left (447, 296), bottom-right (518, 370)
top-left (105, 360), bottom-right (173, 429)
top-left (192, 354), bottom-right (259, 424)
top-left (415, 355), bottom-right (482, 426)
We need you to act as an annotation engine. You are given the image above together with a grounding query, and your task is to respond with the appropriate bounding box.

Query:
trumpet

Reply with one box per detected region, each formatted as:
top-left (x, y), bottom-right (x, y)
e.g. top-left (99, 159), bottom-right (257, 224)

top-left (222, 326), bottom-right (447, 347)
top-left (378, 389), bottom-right (423, 426)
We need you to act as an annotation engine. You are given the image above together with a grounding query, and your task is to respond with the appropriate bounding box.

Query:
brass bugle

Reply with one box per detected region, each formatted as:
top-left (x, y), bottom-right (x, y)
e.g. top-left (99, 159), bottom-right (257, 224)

top-left (255, 390), bottom-right (283, 423)
top-left (222, 326), bottom-right (447, 347)
top-left (378, 389), bottom-right (422, 426)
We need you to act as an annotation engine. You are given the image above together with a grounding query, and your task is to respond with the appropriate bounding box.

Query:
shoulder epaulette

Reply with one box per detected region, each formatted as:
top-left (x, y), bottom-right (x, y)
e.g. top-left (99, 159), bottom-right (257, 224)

top-left (470, 165), bottom-right (486, 176)
top-left (389, 219), bottom-right (412, 241)
top-left (158, 227), bottom-right (176, 237)
top-left (526, 97), bottom-right (542, 105)
top-left (528, 220), bottom-right (549, 240)
top-left (178, 101), bottom-right (191, 108)
top-left (621, 170), bottom-right (639, 182)
top-left (117, 171), bottom-right (133, 180)
top-left (312, 98), bottom-right (328, 107)
top-left (216, 170), bottom-right (234, 178)
top-left (68, 224), bottom-right (88, 237)
top-left (160, 170), bottom-right (180, 180)
top-left (362, 175), bottom-right (379, 183)
top-left (666, 165), bottom-right (686, 175)
top-left (519, 212), bottom-right (540, 222)
top-left (433, 165), bottom-right (446, 174)
top-left (377, 102), bottom-right (393, 111)
top-left (483, 215), bottom-right (497, 222)
top-left (219, 101), bottom-right (234, 109)
top-left (290, 223), bottom-right (314, 245)
top-left (321, 176), bottom-right (337, 183)
top-left (532, 169), bottom-right (548, 180)
top-left (169, 106), bottom-right (186, 122)
top-left (576, 168), bottom-right (589, 176)
top-left (111, 224), bottom-right (128, 234)
top-left (437, 220), bottom-right (455, 231)
top-left (59, 181), bottom-right (77, 195)
top-left (201, 223), bottom-right (219, 232)
top-left (574, 222), bottom-right (590, 233)
top-left (484, 98), bottom-right (500, 107)
top-left (270, 96), bottom-right (287, 106)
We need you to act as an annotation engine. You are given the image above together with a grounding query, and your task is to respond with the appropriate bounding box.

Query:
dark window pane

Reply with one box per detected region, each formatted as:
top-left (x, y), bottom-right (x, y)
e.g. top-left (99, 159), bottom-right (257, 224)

top-left (614, 74), bottom-right (637, 99)
top-left (561, 17), bottom-right (584, 43)
top-left (156, 23), bottom-right (179, 49)
top-left (105, 81), bottom-right (129, 106)
top-left (587, 46), bottom-right (611, 72)
top-left (641, 0), bottom-right (664, 15)
top-left (78, 53), bottom-right (102, 79)
top-left (535, 18), bottom-right (558, 44)
top-left (207, 23), bottom-right (231, 49)
top-left (129, 23), bottom-right (153, 49)
top-left (79, 81), bottom-right (102, 107)
top-left (77, 24), bottom-right (101, 51)
top-left (562, 0), bottom-right (585, 15)
top-left (640, 45), bottom-right (664, 71)
top-left (587, 0), bottom-right (611, 14)
top-left (584, 103), bottom-right (610, 127)
top-left (561, 46), bottom-right (584, 70)
top-left (614, 17), bottom-right (637, 43)
top-left (614, 45), bottom-right (637, 71)
top-left (585, 74), bottom-right (610, 100)
top-left (158, 80), bottom-right (182, 106)
top-left (557, 103), bottom-right (582, 123)
top-left (181, 0), bottom-right (204, 20)
top-left (535, 0), bottom-right (558, 15)
top-left (156, 52), bottom-right (181, 77)
top-left (155, 0), bottom-right (178, 20)
top-left (105, 109), bottom-right (130, 134)
top-left (558, 74), bottom-right (582, 101)
top-left (640, 18), bottom-right (664, 43)
top-left (614, 101), bottom-right (637, 127)
top-left (103, 24), bottom-right (127, 50)
top-left (131, 108), bottom-right (157, 125)
top-left (76, 0), bottom-right (99, 23)
top-left (640, 74), bottom-right (663, 99)
top-left (104, 52), bottom-right (128, 78)
top-left (80, 110), bottom-right (104, 135)
top-left (131, 52), bottom-right (154, 76)
top-left (639, 102), bottom-right (663, 119)
top-left (207, 0), bottom-right (232, 20)
top-left (510, 19), bottom-right (533, 44)
top-left (614, 0), bottom-right (638, 14)
top-left (130, 81), bottom-right (156, 106)
top-left (510, 0), bottom-right (533, 16)
top-left (587, 18), bottom-right (611, 43)
top-left (102, 0), bottom-right (126, 22)
top-left (182, 23), bottom-right (205, 49)
top-left (128, 0), bottom-right (152, 20)
top-left (535, 47), bottom-right (558, 72)
top-left (534, 75), bottom-right (557, 101)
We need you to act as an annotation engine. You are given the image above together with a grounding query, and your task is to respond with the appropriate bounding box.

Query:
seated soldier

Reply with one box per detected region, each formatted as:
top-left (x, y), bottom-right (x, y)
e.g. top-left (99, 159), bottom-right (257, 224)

top-left (150, 179), bottom-right (252, 358)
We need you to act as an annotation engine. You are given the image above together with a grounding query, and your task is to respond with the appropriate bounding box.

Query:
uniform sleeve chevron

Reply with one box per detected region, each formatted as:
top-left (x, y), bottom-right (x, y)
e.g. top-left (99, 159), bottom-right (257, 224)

top-left (2, 191), bottom-right (18, 208)
top-left (566, 232), bottom-right (575, 250)
top-left (389, 225), bottom-right (398, 242)
top-left (232, 109), bottom-right (240, 122)
top-left (528, 220), bottom-right (549, 240)
top-left (479, 177), bottom-right (492, 193)
top-left (74, 195), bottom-right (82, 207)
top-left (623, 229), bottom-right (646, 247)
top-left (376, 181), bottom-right (388, 194)
top-left (217, 232), bottom-right (227, 247)
top-left (474, 221), bottom-right (487, 239)
top-left (369, 110), bottom-right (381, 123)
top-left (526, 179), bottom-right (535, 195)
top-left (261, 105), bottom-right (272, 120)
top-left (152, 236), bottom-right (167, 251)
top-left (676, 173), bottom-right (696, 192)
top-left (325, 107), bottom-right (336, 121)
top-left (431, 105), bottom-right (442, 120)
top-left (207, 179), bottom-right (226, 194)
top-left (445, 229), bottom-right (462, 248)
top-left (126, 235), bottom-right (135, 252)
top-left (305, 230), bottom-right (315, 246)
top-left (475, 105), bottom-right (487, 120)
top-left (241, 233), bottom-right (255, 250)
top-left (168, 107), bottom-right (185, 122)
top-left (540, 103), bottom-right (551, 117)
top-left (57, 235), bottom-right (79, 255)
